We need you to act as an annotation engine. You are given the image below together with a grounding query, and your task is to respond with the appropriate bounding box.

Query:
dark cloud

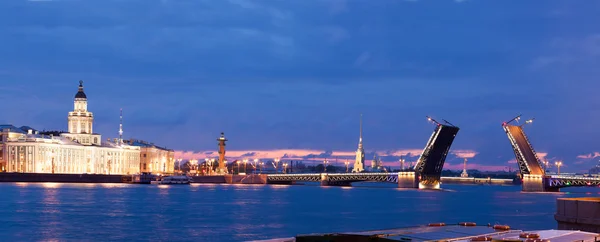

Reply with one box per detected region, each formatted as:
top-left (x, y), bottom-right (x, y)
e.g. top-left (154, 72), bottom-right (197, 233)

top-left (1, 0), bottom-right (599, 172)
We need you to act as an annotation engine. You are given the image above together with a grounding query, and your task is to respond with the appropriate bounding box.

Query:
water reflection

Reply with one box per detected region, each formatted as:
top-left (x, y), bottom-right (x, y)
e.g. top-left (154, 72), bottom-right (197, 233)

top-left (42, 182), bottom-right (62, 189)
top-left (0, 183), bottom-right (598, 242)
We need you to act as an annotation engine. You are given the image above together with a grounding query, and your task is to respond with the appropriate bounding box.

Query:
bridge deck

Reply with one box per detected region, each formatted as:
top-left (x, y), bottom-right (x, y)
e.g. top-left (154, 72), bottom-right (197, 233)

top-left (414, 124), bottom-right (460, 184)
top-left (504, 125), bottom-right (544, 175)
top-left (547, 175), bottom-right (600, 188)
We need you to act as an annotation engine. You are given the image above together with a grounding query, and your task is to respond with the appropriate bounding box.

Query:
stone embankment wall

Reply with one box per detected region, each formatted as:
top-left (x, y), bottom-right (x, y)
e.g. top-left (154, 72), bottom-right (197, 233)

top-left (555, 197), bottom-right (600, 233)
top-left (0, 172), bottom-right (123, 183)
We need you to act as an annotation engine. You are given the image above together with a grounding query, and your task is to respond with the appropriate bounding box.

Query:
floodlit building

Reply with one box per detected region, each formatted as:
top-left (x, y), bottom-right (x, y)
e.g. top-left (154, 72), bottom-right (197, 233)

top-left (125, 139), bottom-right (174, 174)
top-left (352, 114), bottom-right (365, 172)
top-left (0, 81), bottom-right (171, 175)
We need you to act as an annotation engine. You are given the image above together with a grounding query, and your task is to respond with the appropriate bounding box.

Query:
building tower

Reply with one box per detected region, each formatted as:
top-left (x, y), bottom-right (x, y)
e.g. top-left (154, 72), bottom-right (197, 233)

top-left (352, 114), bottom-right (365, 172)
top-left (371, 154), bottom-right (379, 171)
top-left (68, 80), bottom-right (94, 135)
top-left (64, 80), bottom-right (101, 146)
top-left (217, 132), bottom-right (228, 174)
top-left (461, 158), bottom-right (469, 177)
top-left (118, 108), bottom-right (123, 146)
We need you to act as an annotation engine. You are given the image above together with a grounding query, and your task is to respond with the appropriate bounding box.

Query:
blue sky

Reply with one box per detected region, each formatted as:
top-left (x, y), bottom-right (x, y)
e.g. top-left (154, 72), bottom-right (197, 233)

top-left (1, 0), bottom-right (600, 172)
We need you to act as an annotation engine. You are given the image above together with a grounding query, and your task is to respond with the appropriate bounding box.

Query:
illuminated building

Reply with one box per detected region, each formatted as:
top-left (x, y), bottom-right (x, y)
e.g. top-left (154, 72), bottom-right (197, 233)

top-left (216, 132), bottom-right (228, 174)
top-left (0, 81), bottom-right (162, 175)
top-left (352, 114), bottom-right (365, 172)
top-left (125, 139), bottom-right (174, 174)
top-left (461, 158), bottom-right (469, 177)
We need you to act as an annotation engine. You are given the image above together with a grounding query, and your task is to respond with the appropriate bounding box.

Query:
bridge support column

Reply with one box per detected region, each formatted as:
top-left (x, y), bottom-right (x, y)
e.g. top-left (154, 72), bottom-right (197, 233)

top-left (522, 174), bottom-right (558, 192)
top-left (320, 173), bottom-right (329, 186)
top-left (398, 172), bottom-right (418, 189)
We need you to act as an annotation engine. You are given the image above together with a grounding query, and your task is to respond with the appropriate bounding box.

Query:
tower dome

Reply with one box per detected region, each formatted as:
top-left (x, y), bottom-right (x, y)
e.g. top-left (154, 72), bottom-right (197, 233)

top-left (75, 80), bottom-right (87, 99)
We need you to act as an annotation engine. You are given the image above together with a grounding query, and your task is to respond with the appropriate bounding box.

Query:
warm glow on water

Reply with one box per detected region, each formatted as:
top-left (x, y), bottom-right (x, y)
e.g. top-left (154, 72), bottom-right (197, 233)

top-left (41, 182), bottom-right (62, 188)
top-left (0, 183), bottom-right (599, 241)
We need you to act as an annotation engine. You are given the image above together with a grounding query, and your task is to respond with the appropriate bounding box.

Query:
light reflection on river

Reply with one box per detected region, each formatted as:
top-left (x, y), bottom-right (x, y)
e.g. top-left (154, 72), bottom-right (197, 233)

top-left (0, 182), bottom-right (598, 241)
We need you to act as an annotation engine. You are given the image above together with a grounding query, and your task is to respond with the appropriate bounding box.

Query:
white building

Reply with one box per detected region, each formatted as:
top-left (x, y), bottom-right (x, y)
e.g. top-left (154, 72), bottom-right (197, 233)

top-left (0, 81), bottom-right (141, 175)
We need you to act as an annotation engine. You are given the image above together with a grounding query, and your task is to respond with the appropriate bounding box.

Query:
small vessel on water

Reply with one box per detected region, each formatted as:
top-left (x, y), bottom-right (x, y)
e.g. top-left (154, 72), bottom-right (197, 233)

top-left (150, 175), bottom-right (193, 185)
top-left (126, 172), bottom-right (156, 184)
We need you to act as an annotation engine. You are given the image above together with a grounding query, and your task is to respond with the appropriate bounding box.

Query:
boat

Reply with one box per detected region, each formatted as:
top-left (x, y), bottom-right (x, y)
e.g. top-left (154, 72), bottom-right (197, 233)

top-left (125, 172), bottom-right (155, 184)
top-left (150, 175), bottom-right (192, 185)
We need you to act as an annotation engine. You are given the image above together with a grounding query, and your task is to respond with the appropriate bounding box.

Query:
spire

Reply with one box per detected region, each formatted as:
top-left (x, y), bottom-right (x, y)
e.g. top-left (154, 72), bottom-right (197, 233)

top-left (119, 108), bottom-right (123, 145)
top-left (358, 113), bottom-right (363, 149)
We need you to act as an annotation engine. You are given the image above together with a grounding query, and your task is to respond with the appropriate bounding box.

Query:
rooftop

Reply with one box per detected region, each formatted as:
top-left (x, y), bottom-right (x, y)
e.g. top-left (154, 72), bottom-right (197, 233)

top-left (125, 139), bottom-right (172, 151)
top-left (260, 224), bottom-right (600, 242)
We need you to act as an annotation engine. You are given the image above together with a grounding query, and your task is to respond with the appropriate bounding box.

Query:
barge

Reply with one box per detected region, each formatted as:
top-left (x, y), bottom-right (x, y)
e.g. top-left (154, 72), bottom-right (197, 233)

top-left (257, 223), bottom-right (599, 242)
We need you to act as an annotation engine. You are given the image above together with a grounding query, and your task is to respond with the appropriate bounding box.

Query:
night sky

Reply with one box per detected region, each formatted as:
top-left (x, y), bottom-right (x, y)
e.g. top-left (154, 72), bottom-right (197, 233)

top-left (1, 0), bottom-right (599, 172)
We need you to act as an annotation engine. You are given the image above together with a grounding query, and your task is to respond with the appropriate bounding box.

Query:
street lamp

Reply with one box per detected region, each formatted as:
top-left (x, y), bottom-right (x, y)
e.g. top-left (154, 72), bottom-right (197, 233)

top-left (543, 159), bottom-right (550, 172)
top-left (283, 163), bottom-right (288, 174)
top-left (107, 154), bottom-right (112, 175)
top-left (323, 159), bottom-right (328, 173)
top-left (49, 151), bottom-right (55, 174)
top-left (190, 159), bottom-right (198, 175)
top-left (243, 159), bottom-right (248, 174)
top-left (344, 161), bottom-right (349, 173)
top-left (555, 161), bottom-right (563, 175)
top-left (236, 160), bottom-right (241, 174)
top-left (259, 162), bottom-right (264, 173)
top-left (210, 158), bottom-right (216, 174)
top-left (177, 158), bottom-right (182, 174)
top-left (253, 159), bottom-right (258, 174)
top-left (400, 157), bottom-right (405, 171)
top-left (274, 158), bottom-right (280, 173)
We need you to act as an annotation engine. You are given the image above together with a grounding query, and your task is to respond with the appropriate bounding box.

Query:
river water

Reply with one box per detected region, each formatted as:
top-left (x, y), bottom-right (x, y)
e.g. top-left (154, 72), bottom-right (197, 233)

top-left (0, 182), bottom-right (599, 241)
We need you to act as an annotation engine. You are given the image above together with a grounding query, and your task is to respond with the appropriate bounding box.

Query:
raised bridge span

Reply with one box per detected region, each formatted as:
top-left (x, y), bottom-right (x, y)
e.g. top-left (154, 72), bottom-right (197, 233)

top-left (503, 124), bottom-right (545, 176)
top-left (267, 117), bottom-right (459, 189)
top-left (503, 115), bottom-right (600, 192)
top-left (413, 122), bottom-right (460, 189)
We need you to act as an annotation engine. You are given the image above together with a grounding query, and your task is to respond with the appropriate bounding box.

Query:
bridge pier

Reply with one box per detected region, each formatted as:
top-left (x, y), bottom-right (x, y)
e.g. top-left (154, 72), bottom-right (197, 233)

top-left (521, 174), bottom-right (559, 192)
top-left (319, 173), bottom-right (352, 187)
top-left (398, 172), bottom-right (418, 189)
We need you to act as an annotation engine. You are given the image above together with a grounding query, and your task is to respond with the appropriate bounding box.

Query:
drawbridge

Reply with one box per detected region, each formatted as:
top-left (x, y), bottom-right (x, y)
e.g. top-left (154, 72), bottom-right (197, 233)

top-left (502, 116), bottom-right (545, 176)
top-left (502, 115), bottom-right (600, 192)
top-left (413, 117), bottom-right (460, 189)
top-left (265, 116), bottom-right (460, 189)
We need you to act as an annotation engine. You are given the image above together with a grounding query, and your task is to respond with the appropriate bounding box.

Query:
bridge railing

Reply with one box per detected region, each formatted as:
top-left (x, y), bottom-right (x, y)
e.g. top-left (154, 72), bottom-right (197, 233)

top-left (267, 173), bottom-right (320, 177)
top-left (549, 175), bottom-right (600, 180)
top-left (267, 172), bottom-right (400, 177)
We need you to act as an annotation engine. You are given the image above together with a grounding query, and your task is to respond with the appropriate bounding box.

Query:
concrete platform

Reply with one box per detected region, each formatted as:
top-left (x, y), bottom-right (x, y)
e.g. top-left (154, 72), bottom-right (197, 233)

top-left (255, 224), bottom-right (600, 242)
top-left (555, 197), bottom-right (600, 233)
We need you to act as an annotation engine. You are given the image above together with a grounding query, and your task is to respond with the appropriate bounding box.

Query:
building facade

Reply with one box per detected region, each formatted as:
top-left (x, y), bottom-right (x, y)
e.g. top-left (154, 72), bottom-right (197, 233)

top-left (0, 81), bottom-right (146, 175)
top-left (125, 139), bottom-right (174, 174)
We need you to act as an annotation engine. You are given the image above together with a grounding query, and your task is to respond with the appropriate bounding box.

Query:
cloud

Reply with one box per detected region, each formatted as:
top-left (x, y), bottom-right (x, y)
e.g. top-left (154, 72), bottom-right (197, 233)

top-left (576, 152), bottom-right (600, 159)
top-left (354, 51), bottom-right (371, 67)
top-left (387, 149), bottom-right (424, 157)
top-left (172, 148), bottom-right (512, 171)
top-left (536, 152), bottom-right (548, 160)
top-left (443, 162), bottom-right (508, 172)
top-left (530, 33), bottom-right (600, 70)
top-left (174, 148), bottom-right (428, 161)
top-left (452, 150), bottom-right (478, 158)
